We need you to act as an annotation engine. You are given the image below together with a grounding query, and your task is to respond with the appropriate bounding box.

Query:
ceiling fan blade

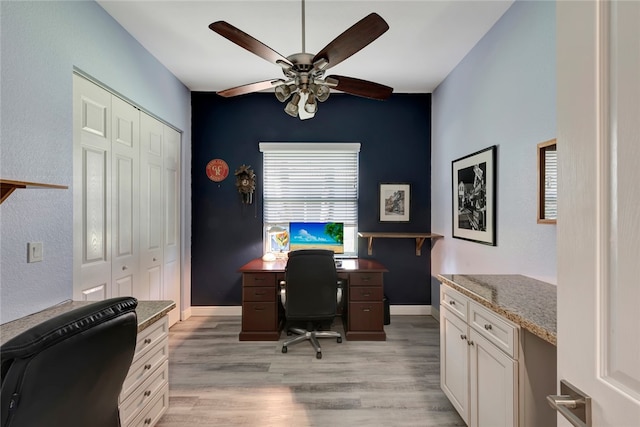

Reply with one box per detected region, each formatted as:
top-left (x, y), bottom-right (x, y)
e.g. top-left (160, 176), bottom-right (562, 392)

top-left (209, 21), bottom-right (293, 68)
top-left (325, 75), bottom-right (393, 100)
top-left (217, 80), bottom-right (280, 98)
top-left (326, 75), bottom-right (393, 100)
top-left (312, 13), bottom-right (389, 70)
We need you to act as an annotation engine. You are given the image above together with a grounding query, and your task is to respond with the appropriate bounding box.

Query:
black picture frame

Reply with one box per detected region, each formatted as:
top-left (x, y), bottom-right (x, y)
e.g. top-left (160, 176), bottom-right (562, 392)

top-left (379, 183), bottom-right (411, 222)
top-left (452, 146), bottom-right (497, 245)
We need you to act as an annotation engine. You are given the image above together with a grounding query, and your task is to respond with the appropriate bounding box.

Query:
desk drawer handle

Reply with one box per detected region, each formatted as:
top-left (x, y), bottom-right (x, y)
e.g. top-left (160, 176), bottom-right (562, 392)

top-left (460, 334), bottom-right (467, 340)
top-left (449, 300), bottom-right (456, 305)
top-left (362, 307), bottom-right (371, 312)
top-left (144, 364), bottom-right (152, 370)
top-left (254, 291), bottom-right (266, 296)
top-left (361, 292), bottom-right (371, 297)
top-left (144, 338), bottom-right (152, 344)
top-left (361, 277), bottom-right (371, 282)
top-left (253, 277), bottom-right (265, 281)
top-left (144, 418), bottom-right (152, 425)
top-left (254, 306), bottom-right (265, 311)
top-left (484, 324), bottom-right (492, 330)
top-left (144, 390), bottom-right (151, 397)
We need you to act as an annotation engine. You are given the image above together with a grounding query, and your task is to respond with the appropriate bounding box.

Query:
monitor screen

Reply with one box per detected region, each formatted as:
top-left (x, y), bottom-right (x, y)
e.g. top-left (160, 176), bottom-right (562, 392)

top-left (288, 222), bottom-right (344, 254)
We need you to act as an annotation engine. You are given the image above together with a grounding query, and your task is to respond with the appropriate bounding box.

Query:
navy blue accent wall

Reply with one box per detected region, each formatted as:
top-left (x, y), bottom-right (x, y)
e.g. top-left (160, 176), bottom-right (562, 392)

top-left (192, 92), bottom-right (432, 306)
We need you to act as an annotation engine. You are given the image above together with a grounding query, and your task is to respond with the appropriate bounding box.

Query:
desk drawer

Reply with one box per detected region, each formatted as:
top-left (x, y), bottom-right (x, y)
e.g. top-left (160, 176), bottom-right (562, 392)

top-left (349, 272), bottom-right (383, 287)
top-left (243, 286), bottom-right (276, 302)
top-left (348, 302), bottom-right (384, 331)
top-left (132, 316), bottom-right (168, 363)
top-left (120, 360), bottom-right (168, 427)
top-left (441, 285), bottom-right (468, 322)
top-left (243, 273), bottom-right (276, 287)
top-left (469, 301), bottom-right (518, 358)
top-left (349, 286), bottom-right (383, 302)
top-left (242, 302), bottom-right (277, 331)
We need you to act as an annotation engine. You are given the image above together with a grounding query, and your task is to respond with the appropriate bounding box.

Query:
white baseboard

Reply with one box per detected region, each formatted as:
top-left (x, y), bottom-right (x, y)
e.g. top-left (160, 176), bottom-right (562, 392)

top-left (389, 305), bottom-right (432, 316)
top-left (190, 306), bottom-right (242, 316)
top-left (431, 306), bottom-right (440, 322)
top-left (188, 305), bottom-right (432, 317)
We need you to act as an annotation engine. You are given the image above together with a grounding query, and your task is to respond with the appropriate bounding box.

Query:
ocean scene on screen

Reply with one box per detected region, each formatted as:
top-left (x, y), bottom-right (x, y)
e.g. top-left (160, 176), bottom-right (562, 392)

top-left (289, 222), bottom-right (344, 253)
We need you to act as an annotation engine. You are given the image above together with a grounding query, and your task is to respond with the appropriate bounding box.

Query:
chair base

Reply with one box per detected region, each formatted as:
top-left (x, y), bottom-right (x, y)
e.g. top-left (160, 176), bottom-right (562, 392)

top-left (282, 327), bottom-right (342, 359)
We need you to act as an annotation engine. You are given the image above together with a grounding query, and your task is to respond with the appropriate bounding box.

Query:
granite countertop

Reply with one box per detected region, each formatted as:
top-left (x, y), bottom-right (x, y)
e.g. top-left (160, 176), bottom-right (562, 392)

top-left (0, 299), bottom-right (175, 345)
top-left (437, 274), bottom-right (556, 346)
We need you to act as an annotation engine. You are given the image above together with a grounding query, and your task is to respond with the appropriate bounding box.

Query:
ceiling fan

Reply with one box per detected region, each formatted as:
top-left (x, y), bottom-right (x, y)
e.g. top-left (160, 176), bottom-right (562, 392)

top-left (209, 0), bottom-right (393, 120)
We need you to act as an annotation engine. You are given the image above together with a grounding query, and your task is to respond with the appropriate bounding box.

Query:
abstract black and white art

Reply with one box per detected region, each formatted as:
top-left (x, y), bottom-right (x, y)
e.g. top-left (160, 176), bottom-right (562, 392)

top-left (452, 146), bottom-right (497, 245)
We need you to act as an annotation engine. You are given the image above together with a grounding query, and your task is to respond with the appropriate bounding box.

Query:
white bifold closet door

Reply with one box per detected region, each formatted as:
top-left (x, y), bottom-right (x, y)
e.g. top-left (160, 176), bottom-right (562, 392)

top-left (73, 74), bottom-right (180, 327)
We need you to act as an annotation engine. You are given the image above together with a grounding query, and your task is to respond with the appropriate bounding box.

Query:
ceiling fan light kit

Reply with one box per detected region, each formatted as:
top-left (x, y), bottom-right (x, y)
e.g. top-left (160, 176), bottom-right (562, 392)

top-left (209, 0), bottom-right (393, 120)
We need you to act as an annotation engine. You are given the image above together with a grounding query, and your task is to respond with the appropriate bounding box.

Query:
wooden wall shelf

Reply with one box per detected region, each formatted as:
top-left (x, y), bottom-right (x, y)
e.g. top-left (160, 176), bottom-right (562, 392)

top-left (1, 179), bottom-right (68, 204)
top-left (358, 232), bottom-right (444, 256)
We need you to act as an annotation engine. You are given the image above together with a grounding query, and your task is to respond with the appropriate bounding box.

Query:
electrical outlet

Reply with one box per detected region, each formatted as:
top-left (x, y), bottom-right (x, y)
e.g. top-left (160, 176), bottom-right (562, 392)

top-left (28, 242), bottom-right (43, 263)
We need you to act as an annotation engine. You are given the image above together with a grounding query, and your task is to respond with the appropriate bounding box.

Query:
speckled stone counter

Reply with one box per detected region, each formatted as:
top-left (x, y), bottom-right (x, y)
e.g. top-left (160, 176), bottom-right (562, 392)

top-left (0, 299), bottom-right (175, 345)
top-left (437, 274), bottom-right (556, 346)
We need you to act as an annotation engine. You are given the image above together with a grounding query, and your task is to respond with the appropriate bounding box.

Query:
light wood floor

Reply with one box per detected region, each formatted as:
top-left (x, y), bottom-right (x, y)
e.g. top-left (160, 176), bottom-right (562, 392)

top-left (157, 315), bottom-right (465, 427)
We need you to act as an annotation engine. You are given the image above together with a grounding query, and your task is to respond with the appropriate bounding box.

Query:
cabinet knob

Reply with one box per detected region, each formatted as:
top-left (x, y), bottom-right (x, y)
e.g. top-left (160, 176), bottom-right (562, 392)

top-left (153, 257), bottom-right (157, 262)
top-left (144, 390), bottom-right (151, 397)
top-left (467, 340), bottom-right (474, 346)
top-left (449, 300), bottom-right (455, 305)
top-left (144, 417), bottom-right (152, 424)
top-left (122, 265), bottom-right (128, 271)
top-left (144, 364), bottom-right (152, 370)
top-left (484, 324), bottom-right (492, 330)
top-left (460, 334), bottom-right (467, 340)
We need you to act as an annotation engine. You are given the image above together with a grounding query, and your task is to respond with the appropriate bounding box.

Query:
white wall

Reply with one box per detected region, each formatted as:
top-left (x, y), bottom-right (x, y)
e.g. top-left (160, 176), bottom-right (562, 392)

top-left (431, 0), bottom-right (557, 305)
top-left (0, 1), bottom-right (192, 323)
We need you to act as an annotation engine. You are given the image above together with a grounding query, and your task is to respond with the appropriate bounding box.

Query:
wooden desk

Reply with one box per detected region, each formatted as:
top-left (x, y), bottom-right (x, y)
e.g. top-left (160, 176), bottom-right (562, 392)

top-left (238, 258), bottom-right (388, 341)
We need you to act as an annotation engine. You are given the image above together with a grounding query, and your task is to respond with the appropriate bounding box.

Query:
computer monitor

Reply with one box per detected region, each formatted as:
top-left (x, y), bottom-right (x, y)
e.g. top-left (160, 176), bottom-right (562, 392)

top-left (288, 222), bottom-right (344, 254)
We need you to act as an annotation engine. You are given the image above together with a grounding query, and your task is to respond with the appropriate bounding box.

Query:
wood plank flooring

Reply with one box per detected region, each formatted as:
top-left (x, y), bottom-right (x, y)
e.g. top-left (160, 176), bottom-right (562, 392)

top-left (157, 315), bottom-right (465, 427)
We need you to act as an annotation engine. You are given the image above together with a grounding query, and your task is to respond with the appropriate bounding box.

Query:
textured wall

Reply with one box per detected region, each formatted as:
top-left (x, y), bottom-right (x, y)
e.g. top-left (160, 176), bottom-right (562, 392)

top-left (431, 0), bottom-right (557, 311)
top-left (0, 1), bottom-right (191, 323)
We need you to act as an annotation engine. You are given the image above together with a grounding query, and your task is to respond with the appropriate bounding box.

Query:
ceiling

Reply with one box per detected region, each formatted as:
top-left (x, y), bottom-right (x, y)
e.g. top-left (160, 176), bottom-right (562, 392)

top-left (97, 0), bottom-right (513, 94)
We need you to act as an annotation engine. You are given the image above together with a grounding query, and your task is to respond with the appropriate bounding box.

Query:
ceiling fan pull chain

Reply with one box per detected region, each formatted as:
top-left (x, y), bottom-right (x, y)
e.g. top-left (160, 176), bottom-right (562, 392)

top-left (301, 0), bottom-right (306, 53)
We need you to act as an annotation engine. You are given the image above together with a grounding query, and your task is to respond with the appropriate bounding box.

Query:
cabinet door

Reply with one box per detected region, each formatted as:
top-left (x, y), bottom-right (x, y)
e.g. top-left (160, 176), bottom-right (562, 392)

top-left (440, 306), bottom-right (470, 424)
top-left (469, 329), bottom-right (517, 427)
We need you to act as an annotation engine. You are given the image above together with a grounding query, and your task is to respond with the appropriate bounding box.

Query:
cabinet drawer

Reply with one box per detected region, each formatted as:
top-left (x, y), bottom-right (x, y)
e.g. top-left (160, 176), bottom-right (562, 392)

top-left (469, 301), bottom-right (518, 358)
top-left (349, 272), bottom-right (383, 287)
top-left (133, 316), bottom-right (168, 363)
top-left (120, 360), bottom-right (169, 426)
top-left (243, 273), bottom-right (276, 287)
top-left (242, 302), bottom-right (277, 331)
top-left (349, 286), bottom-right (383, 302)
top-left (441, 285), bottom-right (468, 321)
top-left (127, 382), bottom-right (169, 427)
top-left (348, 302), bottom-right (384, 331)
top-left (121, 338), bottom-right (169, 403)
top-left (243, 286), bottom-right (276, 302)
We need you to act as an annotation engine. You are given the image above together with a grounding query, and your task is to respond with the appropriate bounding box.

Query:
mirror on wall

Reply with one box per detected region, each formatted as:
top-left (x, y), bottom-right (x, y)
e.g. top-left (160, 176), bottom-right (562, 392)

top-left (537, 138), bottom-right (557, 224)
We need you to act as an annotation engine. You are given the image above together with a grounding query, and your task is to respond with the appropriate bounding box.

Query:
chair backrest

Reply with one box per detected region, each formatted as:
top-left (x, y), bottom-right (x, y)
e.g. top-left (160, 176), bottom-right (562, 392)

top-left (0, 297), bottom-right (138, 427)
top-left (284, 249), bottom-right (338, 321)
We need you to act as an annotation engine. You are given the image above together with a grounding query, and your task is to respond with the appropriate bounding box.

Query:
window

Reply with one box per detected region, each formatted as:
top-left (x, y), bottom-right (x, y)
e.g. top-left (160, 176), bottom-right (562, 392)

top-left (260, 142), bottom-right (360, 257)
top-left (537, 139), bottom-right (557, 224)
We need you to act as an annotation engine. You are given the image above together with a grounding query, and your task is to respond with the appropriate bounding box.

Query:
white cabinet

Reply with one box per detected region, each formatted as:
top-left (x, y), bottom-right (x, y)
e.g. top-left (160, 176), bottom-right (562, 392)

top-left (119, 316), bottom-right (170, 427)
top-left (440, 285), bottom-right (518, 427)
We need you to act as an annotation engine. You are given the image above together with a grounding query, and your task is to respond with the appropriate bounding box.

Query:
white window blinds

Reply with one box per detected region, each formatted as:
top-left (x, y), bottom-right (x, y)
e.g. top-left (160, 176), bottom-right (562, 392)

top-left (260, 143), bottom-right (360, 224)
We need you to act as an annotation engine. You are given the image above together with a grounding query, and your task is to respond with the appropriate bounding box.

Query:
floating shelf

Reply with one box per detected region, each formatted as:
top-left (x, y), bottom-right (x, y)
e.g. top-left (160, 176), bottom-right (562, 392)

top-left (358, 232), bottom-right (444, 256)
top-left (1, 179), bottom-right (68, 204)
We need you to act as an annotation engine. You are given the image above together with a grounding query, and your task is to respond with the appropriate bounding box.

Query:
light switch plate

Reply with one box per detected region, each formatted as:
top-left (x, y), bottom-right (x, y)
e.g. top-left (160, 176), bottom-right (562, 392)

top-left (28, 242), bottom-right (43, 263)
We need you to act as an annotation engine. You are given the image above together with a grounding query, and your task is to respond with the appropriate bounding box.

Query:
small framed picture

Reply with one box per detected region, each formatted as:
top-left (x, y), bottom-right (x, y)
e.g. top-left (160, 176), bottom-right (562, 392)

top-left (379, 183), bottom-right (411, 222)
top-left (452, 145), bottom-right (497, 245)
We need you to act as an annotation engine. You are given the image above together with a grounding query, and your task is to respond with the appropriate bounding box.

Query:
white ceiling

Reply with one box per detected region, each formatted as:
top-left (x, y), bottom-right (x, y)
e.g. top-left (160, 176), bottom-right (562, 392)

top-left (97, 0), bottom-right (513, 94)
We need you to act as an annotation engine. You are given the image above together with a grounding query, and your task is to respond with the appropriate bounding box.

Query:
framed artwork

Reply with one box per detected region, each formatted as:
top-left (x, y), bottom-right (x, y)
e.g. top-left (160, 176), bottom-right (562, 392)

top-left (379, 183), bottom-right (411, 222)
top-left (452, 145), bottom-right (497, 245)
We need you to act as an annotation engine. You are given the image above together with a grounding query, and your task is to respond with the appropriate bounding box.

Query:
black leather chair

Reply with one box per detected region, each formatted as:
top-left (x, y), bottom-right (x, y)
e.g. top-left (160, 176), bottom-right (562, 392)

top-left (0, 297), bottom-right (138, 427)
top-left (281, 249), bottom-right (342, 359)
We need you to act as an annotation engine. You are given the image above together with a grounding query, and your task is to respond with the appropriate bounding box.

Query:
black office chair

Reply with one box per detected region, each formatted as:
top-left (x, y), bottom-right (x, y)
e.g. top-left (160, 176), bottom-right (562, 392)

top-left (281, 249), bottom-right (342, 359)
top-left (0, 297), bottom-right (138, 427)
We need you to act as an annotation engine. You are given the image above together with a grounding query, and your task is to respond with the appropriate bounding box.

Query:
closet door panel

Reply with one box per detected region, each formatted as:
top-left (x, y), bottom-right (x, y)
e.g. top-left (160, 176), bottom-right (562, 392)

top-left (73, 75), bottom-right (112, 300)
top-left (111, 96), bottom-right (140, 298)
top-left (163, 126), bottom-right (181, 326)
top-left (140, 112), bottom-right (164, 300)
